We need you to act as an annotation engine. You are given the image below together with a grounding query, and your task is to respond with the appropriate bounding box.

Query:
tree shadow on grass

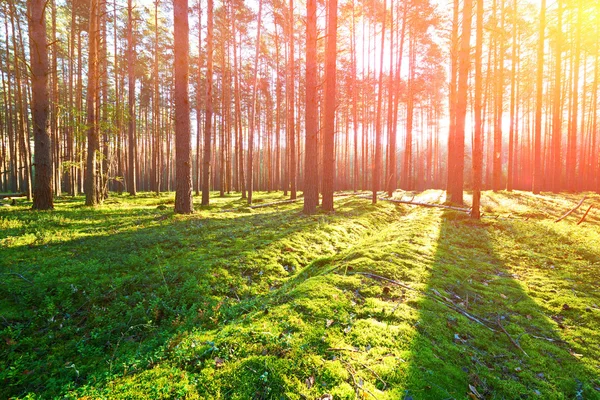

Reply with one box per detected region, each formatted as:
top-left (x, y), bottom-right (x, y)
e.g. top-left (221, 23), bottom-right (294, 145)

top-left (0, 198), bottom-right (377, 398)
top-left (402, 210), bottom-right (599, 399)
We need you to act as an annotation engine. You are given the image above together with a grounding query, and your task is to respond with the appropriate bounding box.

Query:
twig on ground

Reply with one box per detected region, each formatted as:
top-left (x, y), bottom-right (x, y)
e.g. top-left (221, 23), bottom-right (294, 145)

top-left (358, 362), bottom-right (387, 390)
top-left (2, 272), bottom-right (33, 285)
top-left (577, 204), bottom-right (593, 225)
top-left (497, 315), bottom-right (528, 357)
top-left (430, 289), bottom-right (497, 332)
top-left (353, 272), bottom-right (420, 293)
top-left (358, 195), bottom-right (471, 213)
top-left (340, 359), bottom-right (379, 400)
top-left (326, 347), bottom-right (363, 353)
top-left (555, 197), bottom-right (587, 222)
top-left (352, 271), bottom-right (497, 331)
top-left (522, 332), bottom-right (568, 344)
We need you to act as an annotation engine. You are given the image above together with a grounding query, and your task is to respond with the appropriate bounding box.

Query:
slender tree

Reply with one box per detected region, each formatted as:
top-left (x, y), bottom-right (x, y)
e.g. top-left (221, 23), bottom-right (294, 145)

top-left (127, 0), bottom-right (137, 195)
top-left (29, 0), bottom-right (53, 210)
top-left (532, 0), bottom-right (546, 194)
top-left (85, 0), bottom-right (100, 206)
top-left (174, 0), bottom-right (193, 213)
top-left (472, 0), bottom-right (484, 218)
top-left (303, 0), bottom-right (318, 213)
top-left (201, 0), bottom-right (213, 205)
top-left (372, 0), bottom-right (386, 204)
top-left (321, 0), bottom-right (338, 211)
top-left (507, 0), bottom-right (518, 192)
top-left (446, 0), bottom-right (459, 202)
top-left (247, 0), bottom-right (263, 204)
top-left (566, 0), bottom-right (582, 192)
top-left (287, 0), bottom-right (297, 200)
top-left (447, 0), bottom-right (472, 205)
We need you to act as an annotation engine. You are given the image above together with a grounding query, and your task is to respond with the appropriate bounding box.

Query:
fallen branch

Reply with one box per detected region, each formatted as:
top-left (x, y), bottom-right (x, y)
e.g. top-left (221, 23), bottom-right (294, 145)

top-left (340, 359), bottom-right (379, 400)
top-left (497, 315), bottom-right (528, 357)
top-left (430, 289), bottom-right (497, 332)
top-left (2, 272), bottom-right (34, 285)
top-left (358, 362), bottom-right (387, 390)
top-left (577, 204), bottom-right (593, 225)
top-left (352, 272), bottom-right (497, 332)
top-left (523, 333), bottom-right (567, 344)
top-left (326, 347), bottom-right (363, 353)
top-left (555, 197), bottom-right (587, 222)
top-left (359, 195), bottom-right (471, 213)
top-left (0, 193), bottom-right (27, 200)
top-left (354, 272), bottom-right (420, 293)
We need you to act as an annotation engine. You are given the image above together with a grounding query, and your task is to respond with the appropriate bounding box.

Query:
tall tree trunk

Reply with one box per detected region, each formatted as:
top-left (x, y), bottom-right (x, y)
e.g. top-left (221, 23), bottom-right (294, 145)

top-left (372, 0), bottom-right (386, 204)
top-left (551, 0), bottom-right (562, 192)
top-left (403, 38), bottom-right (415, 191)
top-left (247, 0), bottom-right (263, 204)
top-left (202, 0), bottom-right (214, 205)
top-left (472, 0), bottom-right (484, 218)
top-left (287, 0), bottom-right (297, 200)
top-left (195, 0), bottom-right (202, 196)
top-left (321, 0), bottom-right (337, 211)
top-left (154, 0), bottom-right (161, 195)
top-left (303, 0), bottom-right (318, 214)
top-left (493, 0), bottom-right (504, 192)
top-left (29, 0), bottom-right (53, 209)
top-left (532, 0), bottom-right (546, 194)
top-left (446, 0), bottom-right (459, 202)
top-left (388, 1), bottom-right (407, 196)
top-left (51, 0), bottom-right (61, 197)
top-left (507, 0), bottom-right (518, 192)
top-left (127, 0), bottom-right (136, 195)
top-left (174, 0), bottom-right (193, 213)
top-left (274, 25), bottom-right (281, 192)
top-left (85, 0), bottom-right (100, 206)
top-left (448, 0), bottom-right (471, 205)
top-left (233, 23), bottom-right (246, 197)
top-left (566, 1), bottom-right (581, 192)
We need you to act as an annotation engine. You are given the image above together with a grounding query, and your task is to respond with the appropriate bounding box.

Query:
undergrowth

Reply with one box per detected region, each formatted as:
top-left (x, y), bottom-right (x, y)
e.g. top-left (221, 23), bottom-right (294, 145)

top-left (0, 190), bottom-right (599, 399)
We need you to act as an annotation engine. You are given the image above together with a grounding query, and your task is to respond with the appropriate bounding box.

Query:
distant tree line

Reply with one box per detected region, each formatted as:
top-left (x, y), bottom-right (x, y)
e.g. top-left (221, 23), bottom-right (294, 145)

top-left (0, 0), bottom-right (598, 215)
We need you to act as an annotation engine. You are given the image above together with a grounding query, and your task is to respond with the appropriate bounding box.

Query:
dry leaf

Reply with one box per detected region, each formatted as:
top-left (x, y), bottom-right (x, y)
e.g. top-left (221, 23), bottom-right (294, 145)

top-left (214, 357), bottom-right (224, 368)
top-left (500, 294), bottom-right (508, 299)
top-left (569, 349), bottom-right (583, 358)
top-left (305, 375), bottom-right (315, 389)
top-left (468, 384), bottom-right (482, 399)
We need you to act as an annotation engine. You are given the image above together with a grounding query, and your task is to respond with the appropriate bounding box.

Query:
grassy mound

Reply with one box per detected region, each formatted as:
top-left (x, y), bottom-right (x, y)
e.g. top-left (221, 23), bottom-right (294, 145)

top-left (1, 191), bottom-right (599, 399)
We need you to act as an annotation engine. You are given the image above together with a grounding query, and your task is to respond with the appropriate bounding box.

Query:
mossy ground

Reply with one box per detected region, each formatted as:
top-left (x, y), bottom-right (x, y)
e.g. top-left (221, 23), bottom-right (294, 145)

top-left (1, 190), bottom-right (599, 399)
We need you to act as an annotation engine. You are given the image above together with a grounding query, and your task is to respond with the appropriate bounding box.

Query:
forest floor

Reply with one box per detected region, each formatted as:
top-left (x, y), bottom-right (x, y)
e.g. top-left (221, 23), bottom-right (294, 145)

top-left (1, 190), bottom-right (600, 399)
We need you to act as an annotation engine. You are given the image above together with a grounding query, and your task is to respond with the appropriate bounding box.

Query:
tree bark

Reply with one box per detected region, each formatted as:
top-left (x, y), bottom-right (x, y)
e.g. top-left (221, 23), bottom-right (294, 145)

top-left (321, 0), bottom-right (338, 211)
top-left (303, 0), bottom-right (318, 214)
top-left (29, 0), bottom-right (53, 210)
top-left (372, 0), bottom-right (386, 204)
top-left (85, 0), bottom-right (100, 206)
top-left (532, 0), bottom-right (546, 194)
top-left (472, 0), bottom-right (484, 219)
top-left (127, 0), bottom-right (137, 195)
top-left (447, 0), bottom-right (471, 205)
top-left (174, 0), bottom-right (193, 213)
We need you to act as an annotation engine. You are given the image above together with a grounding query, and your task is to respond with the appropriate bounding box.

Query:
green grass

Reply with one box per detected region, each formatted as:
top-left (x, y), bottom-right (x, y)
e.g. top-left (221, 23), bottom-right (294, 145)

top-left (1, 190), bottom-right (599, 399)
